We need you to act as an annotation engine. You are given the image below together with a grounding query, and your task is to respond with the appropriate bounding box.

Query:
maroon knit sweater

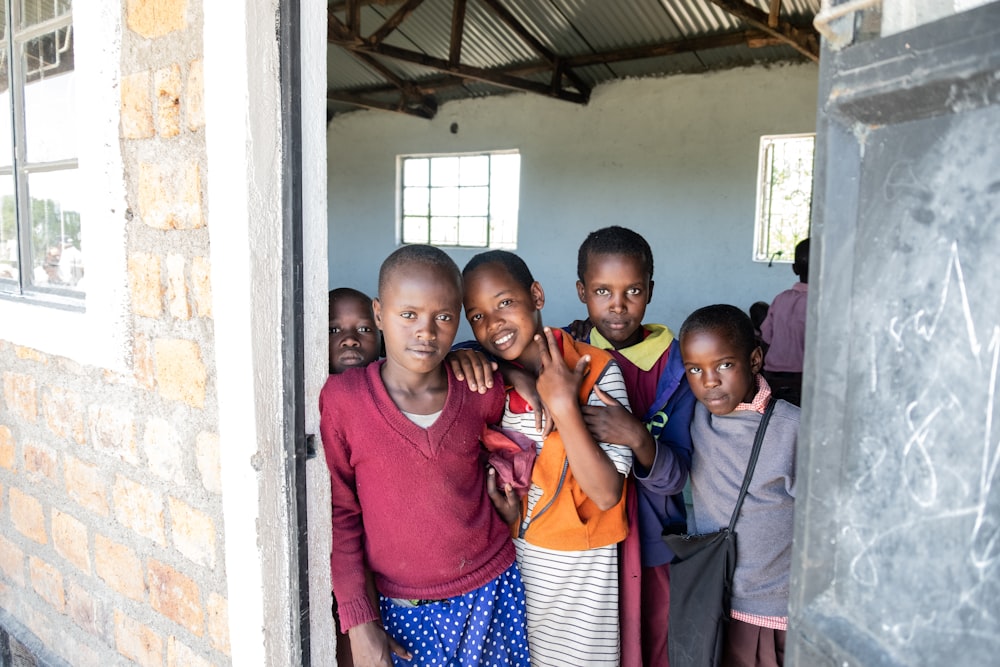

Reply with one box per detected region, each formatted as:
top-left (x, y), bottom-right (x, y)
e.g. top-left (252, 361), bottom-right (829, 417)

top-left (319, 361), bottom-right (515, 631)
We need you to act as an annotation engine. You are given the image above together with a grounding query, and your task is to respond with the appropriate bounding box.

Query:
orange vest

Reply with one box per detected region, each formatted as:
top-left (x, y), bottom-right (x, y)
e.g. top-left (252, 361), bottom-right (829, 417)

top-left (515, 337), bottom-right (629, 551)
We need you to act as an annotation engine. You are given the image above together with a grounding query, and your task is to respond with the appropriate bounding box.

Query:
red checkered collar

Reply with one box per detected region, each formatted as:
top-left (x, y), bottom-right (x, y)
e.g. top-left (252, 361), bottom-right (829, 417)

top-left (734, 373), bottom-right (772, 414)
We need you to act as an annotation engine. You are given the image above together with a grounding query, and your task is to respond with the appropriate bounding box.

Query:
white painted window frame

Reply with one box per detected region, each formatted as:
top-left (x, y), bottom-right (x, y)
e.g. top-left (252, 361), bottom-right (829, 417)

top-left (397, 149), bottom-right (520, 249)
top-left (752, 132), bottom-right (815, 265)
top-left (0, 2), bottom-right (129, 371)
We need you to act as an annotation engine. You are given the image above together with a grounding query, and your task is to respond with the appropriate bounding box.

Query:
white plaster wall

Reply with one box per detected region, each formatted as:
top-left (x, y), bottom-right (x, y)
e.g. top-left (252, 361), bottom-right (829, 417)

top-left (205, 0), bottom-right (297, 664)
top-left (301, 0), bottom-right (336, 662)
top-left (328, 62), bottom-right (819, 338)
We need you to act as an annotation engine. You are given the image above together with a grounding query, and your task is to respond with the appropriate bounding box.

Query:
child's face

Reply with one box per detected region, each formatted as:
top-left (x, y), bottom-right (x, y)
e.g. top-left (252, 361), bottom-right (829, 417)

top-left (463, 262), bottom-right (544, 366)
top-left (680, 327), bottom-right (762, 416)
top-left (373, 263), bottom-right (462, 377)
top-left (329, 295), bottom-right (381, 374)
top-left (576, 252), bottom-right (652, 349)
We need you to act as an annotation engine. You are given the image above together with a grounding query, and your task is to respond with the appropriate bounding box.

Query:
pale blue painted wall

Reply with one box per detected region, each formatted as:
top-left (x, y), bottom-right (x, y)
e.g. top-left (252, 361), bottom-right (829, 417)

top-left (327, 62), bottom-right (818, 340)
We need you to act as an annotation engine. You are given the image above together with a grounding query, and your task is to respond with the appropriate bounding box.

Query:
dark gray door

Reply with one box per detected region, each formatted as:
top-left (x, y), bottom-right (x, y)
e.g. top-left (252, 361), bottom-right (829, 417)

top-left (789, 3), bottom-right (1000, 665)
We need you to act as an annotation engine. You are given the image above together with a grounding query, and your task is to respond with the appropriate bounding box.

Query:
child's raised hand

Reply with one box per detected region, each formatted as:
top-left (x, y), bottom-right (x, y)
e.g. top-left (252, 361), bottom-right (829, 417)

top-left (535, 327), bottom-right (588, 418)
top-left (446, 348), bottom-right (497, 394)
top-left (486, 466), bottom-right (521, 525)
top-left (348, 621), bottom-right (412, 667)
top-left (582, 387), bottom-right (656, 468)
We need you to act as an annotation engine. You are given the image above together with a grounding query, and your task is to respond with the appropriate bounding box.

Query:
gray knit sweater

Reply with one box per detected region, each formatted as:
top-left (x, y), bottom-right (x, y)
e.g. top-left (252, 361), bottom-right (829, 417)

top-left (689, 399), bottom-right (799, 617)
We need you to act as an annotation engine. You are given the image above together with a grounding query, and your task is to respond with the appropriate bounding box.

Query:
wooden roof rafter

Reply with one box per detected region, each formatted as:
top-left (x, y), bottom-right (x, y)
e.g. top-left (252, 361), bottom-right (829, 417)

top-left (328, 0), bottom-right (591, 118)
top-left (709, 0), bottom-right (819, 61)
top-left (327, 0), bottom-right (821, 118)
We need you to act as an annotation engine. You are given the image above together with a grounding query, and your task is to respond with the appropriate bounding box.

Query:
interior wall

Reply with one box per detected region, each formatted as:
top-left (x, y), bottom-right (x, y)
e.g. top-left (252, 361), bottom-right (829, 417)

top-left (328, 62), bottom-right (819, 337)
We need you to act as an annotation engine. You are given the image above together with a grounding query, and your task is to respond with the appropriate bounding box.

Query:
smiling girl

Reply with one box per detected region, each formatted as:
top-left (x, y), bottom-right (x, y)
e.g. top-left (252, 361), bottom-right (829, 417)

top-left (462, 249), bottom-right (632, 667)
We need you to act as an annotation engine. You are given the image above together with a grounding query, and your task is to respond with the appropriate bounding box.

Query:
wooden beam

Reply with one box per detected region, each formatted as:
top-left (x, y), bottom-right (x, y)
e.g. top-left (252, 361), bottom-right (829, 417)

top-left (449, 0), bottom-right (467, 66)
top-left (708, 0), bottom-right (818, 61)
top-left (330, 0), bottom-right (404, 10)
top-left (368, 0), bottom-right (425, 45)
top-left (350, 51), bottom-right (427, 99)
top-left (328, 90), bottom-right (437, 119)
top-left (338, 40), bottom-right (589, 104)
top-left (327, 29), bottom-right (791, 107)
top-left (561, 30), bottom-right (769, 67)
top-left (346, 0), bottom-right (361, 37)
top-left (478, 0), bottom-right (590, 99)
top-left (328, 13), bottom-right (352, 43)
top-left (768, 0), bottom-right (782, 28)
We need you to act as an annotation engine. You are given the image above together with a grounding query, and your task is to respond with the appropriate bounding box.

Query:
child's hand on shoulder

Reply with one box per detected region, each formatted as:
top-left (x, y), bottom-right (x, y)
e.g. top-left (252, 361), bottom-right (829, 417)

top-left (566, 317), bottom-right (594, 341)
top-left (446, 348), bottom-right (497, 394)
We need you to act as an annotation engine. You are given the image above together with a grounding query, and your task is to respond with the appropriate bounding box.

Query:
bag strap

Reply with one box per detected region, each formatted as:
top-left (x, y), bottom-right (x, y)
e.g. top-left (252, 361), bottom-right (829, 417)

top-left (727, 397), bottom-right (776, 533)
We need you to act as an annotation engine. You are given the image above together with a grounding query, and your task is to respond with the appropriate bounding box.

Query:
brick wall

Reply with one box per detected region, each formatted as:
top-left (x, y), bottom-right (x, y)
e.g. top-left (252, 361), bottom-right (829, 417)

top-left (0, 1), bottom-right (231, 665)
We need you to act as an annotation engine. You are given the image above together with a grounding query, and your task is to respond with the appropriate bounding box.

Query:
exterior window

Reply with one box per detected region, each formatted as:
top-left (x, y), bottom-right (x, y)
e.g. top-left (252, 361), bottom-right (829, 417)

top-left (0, 0), bottom-right (81, 301)
top-left (753, 133), bottom-right (814, 264)
top-left (400, 151), bottom-right (520, 249)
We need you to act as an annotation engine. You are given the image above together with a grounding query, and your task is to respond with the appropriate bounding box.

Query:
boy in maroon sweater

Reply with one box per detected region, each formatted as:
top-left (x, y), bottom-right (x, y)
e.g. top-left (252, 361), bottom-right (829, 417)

top-left (320, 245), bottom-right (530, 667)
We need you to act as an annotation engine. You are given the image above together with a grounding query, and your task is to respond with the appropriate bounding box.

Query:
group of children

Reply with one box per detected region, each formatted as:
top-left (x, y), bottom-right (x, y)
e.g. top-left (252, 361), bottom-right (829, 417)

top-left (319, 227), bottom-right (801, 667)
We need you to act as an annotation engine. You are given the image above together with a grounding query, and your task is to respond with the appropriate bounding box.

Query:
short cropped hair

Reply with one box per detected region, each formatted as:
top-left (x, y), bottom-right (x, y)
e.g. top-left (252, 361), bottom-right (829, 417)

top-left (378, 244), bottom-right (461, 298)
top-left (462, 250), bottom-right (534, 290)
top-left (329, 287), bottom-right (371, 305)
top-left (679, 304), bottom-right (758, 359)
top-left (576, 226), bottom-right (654, 282)
top-left (794, 238), bottom-right (810, 265)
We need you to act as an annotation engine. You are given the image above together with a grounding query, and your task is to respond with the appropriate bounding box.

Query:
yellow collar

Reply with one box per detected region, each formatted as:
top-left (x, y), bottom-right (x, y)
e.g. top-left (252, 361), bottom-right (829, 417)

top-left (589, 323), bottom-right (674, 371)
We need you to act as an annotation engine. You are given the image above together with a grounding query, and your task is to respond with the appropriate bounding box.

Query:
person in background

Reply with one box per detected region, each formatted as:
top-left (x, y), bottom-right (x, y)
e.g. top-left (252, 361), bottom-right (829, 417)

top-left (462, 249), bottom-right (631, 667)
top-left (749, 301), bottom-right (770, 359)
top-left (678, 304), bottom-right (798, 667)
top-left (568, 225), bottom-right (695, 667)
top-left (58, 237), bottom-right (84, 286)
top-left (320, 245), bottom-right (530, 667)
top-left (760, 238), bottom-right (809, 406)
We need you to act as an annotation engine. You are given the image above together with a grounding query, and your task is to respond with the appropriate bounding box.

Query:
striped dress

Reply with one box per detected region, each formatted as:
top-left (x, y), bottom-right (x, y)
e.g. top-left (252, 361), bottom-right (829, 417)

top-left (502, 361), bottom-right (633, 667)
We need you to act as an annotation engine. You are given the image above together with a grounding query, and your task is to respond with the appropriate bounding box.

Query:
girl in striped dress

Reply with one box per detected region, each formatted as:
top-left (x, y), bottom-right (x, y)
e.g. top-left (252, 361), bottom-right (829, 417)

top-left (462, 250), bottom-right (632, 667)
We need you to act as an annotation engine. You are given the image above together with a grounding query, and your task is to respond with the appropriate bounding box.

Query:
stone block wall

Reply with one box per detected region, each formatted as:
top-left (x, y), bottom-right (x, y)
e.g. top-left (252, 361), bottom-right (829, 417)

top-left (0, 1), bottom-right (231, 665)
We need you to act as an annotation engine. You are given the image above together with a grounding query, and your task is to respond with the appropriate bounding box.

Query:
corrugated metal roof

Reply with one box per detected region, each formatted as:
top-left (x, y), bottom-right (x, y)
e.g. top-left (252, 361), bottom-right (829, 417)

top-left (328, 0), bottom-right (821, 118)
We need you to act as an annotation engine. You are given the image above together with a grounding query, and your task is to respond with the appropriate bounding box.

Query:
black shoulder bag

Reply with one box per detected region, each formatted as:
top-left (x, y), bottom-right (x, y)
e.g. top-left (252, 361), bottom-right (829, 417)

top-left (663, 398), bottom-right (776, 667)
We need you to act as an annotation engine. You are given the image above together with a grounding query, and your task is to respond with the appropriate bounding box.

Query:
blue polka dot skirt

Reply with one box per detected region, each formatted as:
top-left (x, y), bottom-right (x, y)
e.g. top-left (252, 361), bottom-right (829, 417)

top-left (380, 562), bottom-right (530, 666)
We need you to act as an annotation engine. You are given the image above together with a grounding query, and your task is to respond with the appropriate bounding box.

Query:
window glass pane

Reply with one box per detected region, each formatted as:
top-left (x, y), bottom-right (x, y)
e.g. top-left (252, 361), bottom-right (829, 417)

top-left (459, 186), bottom-right (488, 216)
top-left (0, 174), bottom-right (17, 286)
top-left (22, 28), bottom-right (76, 162)
top-left (489, 216), bottom-right (517, 250)
top-left (403, 186), bottom-right (428, 216)
top-left (491, 153), bottom-right (520, 192)
top-left (430, 186), bottom-right (458, 217)
top-left (754, 135), bottom-right (813, 262)
top-left (429, 217), bottom-right (458, 245)
top-left (403, 158), bottom-right (428, 187)
top-left (18, 0), bottom-right (72, 29)
top-left (402, 216), bottom-right (428, 244)
top-left (26, 168), bottom-right (83, 290)
top-left (430, 157), bottom-right (459, 187)
top-left (0, 86), bottom-right (11, 168)
top-left (458, 217), bottom-right (487, 247)
top-left (459, 155), bottom-right (488, 186)
top-left (399, 151), bottom-right (520, 249)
